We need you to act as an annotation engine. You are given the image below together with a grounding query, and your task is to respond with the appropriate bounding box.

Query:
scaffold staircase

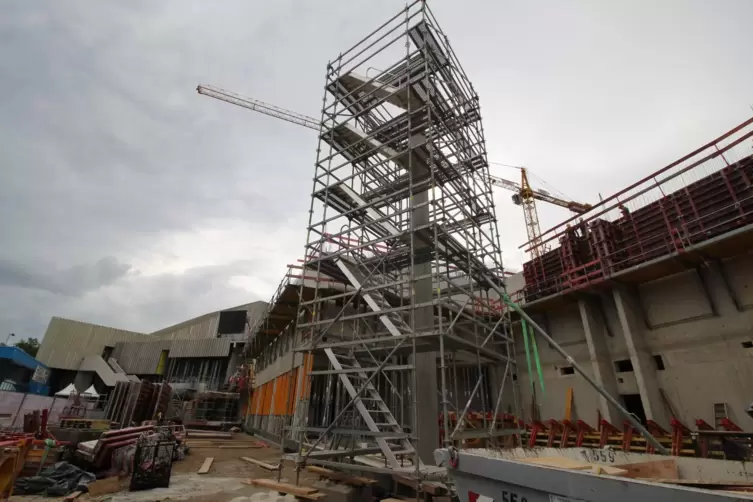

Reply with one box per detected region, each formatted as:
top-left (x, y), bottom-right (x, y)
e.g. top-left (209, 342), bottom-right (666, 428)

top-left (322, 350), bottom-right (415, 467)
top-left (311, 257), bottom-right (417, 468)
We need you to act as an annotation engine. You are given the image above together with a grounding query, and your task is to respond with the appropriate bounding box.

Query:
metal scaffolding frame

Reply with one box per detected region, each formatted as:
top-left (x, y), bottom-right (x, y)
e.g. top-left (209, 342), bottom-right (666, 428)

top-left (281, 1), bottom-right (522, 476)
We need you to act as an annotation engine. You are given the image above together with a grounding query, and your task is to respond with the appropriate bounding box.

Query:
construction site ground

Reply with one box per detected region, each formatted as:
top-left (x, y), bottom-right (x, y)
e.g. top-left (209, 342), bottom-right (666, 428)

top-left (10, 436), bottom-right (323, 502)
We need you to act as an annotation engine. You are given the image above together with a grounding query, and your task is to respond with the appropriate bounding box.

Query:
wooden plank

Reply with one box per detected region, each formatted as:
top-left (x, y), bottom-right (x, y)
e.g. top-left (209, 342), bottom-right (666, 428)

top-left (564, 387), bottom-right (573, 421)
top-left (198, 457), bottom-right (214, 474)
top-left (63, 491), bottom-right (83, 501)
top-left (645, 479), bottom-right (753, 487)
top-left (187, 429), bottom-right (233, 438)
top-left (240, 456), bottom-right (278, 471)
top-left (518, 457), bottom-right (595, 470)
top-left (87, 476), bottom-right (120, 496)
top-left (306, 466), bottom-right (376, 486)
top-left (619, 459), bottom-right (679, 480)
top-left (392, 474), bottom-right (444, 495)
top-left (518, 457), bottom-right (626, 476)
top-left (591, 465), bottom-right (628, 476)
top-left (243, 479), bottom-right (319, 497)
top-left (188, 444), bottom-right (263, 449)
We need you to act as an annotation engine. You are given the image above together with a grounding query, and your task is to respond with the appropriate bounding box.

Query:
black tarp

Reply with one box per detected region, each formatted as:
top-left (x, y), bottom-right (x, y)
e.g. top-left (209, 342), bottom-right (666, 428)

top-left (14, 461), bottom-right (96, 496)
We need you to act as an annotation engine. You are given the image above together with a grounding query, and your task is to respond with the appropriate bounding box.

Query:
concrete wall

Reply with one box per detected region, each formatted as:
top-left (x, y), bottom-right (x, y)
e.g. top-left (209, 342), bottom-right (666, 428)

top-left (38, 317), bottom-right (148, 371)
top-left (255, 350), bottom-right (305, 386)
top-left (512, 253), bottom-right (753, 430)
top-left (150, 301), bottom-right (267, 341)
top-left (40, 301), bottom-right (267, 373)
top-left (246, 252), bottom-right (753, 433)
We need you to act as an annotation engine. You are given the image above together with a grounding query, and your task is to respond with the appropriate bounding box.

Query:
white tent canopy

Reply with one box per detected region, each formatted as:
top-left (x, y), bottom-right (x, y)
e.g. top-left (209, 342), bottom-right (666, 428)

top-left (82, 385), bottom-right (99, 398)
top-left (55, 383), bottom-right (77, 397)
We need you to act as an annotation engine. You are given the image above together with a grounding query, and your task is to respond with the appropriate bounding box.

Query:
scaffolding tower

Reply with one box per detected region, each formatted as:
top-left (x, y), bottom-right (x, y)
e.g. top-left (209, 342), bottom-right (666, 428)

top-left (285, 1), bottom-right (522, 475)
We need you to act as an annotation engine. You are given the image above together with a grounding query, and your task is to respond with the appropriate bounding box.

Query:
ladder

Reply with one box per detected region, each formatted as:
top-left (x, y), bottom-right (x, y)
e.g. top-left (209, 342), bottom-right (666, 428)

top-left (713, 402), bottom-right (729, 430)
top-left (304, 257), bottom-right (417, 468)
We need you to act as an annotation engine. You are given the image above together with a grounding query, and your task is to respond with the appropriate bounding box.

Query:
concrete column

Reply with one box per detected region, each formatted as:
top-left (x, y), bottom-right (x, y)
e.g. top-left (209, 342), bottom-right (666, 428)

top-left (612, 285), bottom-right (669, 427)
top-left (409, 133), bottom-right (439, 465)
top-left (578, 298), bottom-right (620, 423)
top-left (486, 363), bottom-right (511, 418)
top-left (73, 371), bottom-right (93, 392)
top-left (225, 344), bottom-right (243, 384)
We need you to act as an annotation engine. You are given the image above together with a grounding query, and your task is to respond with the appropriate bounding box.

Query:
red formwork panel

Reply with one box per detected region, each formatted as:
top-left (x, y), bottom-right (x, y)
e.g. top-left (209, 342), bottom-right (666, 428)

top-left (523, 246), bottom-right (564, 301)
top-left (523, 152), bottom-right (753, 301)
top-left (615, 156), bottom-right (753, 270)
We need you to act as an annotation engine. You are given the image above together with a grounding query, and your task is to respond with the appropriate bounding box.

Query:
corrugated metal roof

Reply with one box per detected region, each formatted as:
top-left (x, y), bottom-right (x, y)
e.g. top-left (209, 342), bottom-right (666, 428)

top-left (151, 312), bottom-right (219, 340)
top-left (149, 301), bottom-right (267, 341)
top-left (38, 301), bottom-right (267, 371)
top-left (114, 338), bottom-right (232, 372)
top-left (113, 340), bottom-right (172, 375)
top-left (168, 338), bottom-right (232, 358)
top-left (38, 317), bottom-right (148, 370)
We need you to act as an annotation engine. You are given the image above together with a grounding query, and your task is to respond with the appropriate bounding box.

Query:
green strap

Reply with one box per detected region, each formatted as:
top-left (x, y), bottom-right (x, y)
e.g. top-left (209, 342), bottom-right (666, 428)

top-left (36, 439), bottom-right (55, 476)
top-left (505, 295), bottom-right (545, 398)
top-left (529, 324), bottom-right (546, 397)
top-left (521, 319), bottom-right (534, 394)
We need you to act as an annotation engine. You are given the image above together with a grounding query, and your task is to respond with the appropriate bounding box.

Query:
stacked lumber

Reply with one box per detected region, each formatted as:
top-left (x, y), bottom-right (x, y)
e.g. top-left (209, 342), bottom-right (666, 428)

top-left (243, 479), bottom-right (325, 500)
top-left (184, 431), bottom-right (268, 450)
top-left (518, 456), bottom-right (628, 476)
top-left (392, 474), bottom-right (446, 496)
top-left (517, 457), bottom-right (719, 488)
top-left (307, 466), bottom-right (376, 487)
top-left (621, 459), bottom-right (753, 494)
top-left (241, 456), bottom-right (279, 471)
top-left (650, 479), bottom-right (753, 493)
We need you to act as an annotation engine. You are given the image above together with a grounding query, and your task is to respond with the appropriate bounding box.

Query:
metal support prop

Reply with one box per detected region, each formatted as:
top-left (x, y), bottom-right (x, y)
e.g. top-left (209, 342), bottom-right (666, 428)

top-left (499, 293), bottom-right (669, 455)
top-left (450, 375), bottom-right (483, 440)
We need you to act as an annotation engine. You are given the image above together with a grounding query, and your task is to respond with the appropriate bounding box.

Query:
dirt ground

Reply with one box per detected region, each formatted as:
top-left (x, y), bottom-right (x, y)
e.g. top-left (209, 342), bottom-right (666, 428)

top-left (10, 435), bottom-right (324, 502)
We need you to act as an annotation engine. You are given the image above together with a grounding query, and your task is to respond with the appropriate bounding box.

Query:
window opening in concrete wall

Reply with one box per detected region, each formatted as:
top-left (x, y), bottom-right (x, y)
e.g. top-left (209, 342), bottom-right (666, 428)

top-left (653, 354), bottom-right (666, 370)
top-left (741, 341), bottom-right (753, 349)
top-left (615, 359), bottom-right (634, 373)
top-left (621, 393), bottom-right (647, 425)
top-left (217, 310), bottom-right (247, 335)
top-left (559, 366), bottom-right (574, 376)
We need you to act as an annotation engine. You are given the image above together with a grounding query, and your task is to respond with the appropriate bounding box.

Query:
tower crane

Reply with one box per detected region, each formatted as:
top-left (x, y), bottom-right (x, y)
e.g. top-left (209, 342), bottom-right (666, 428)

top-left (197, 84), bottom-right (591, 259)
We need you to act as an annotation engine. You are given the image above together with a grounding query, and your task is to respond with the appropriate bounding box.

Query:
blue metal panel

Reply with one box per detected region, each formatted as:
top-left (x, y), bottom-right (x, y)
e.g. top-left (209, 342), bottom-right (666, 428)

top-left (0, 346), bottom-right (47, 372)
top-left (28, 382), bottom-right (50, 395)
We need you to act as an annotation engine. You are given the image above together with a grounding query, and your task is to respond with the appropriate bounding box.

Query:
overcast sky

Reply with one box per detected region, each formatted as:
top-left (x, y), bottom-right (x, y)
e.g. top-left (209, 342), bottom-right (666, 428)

top-left (1, 0), bottom-right (751, 340)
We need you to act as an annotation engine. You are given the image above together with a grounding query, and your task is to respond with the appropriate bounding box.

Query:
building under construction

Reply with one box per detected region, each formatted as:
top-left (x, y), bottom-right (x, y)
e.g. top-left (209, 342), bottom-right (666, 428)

top-left (241, 0), bottom-right (753, 474)
top-left (25, 0), bottom-right (753, 478)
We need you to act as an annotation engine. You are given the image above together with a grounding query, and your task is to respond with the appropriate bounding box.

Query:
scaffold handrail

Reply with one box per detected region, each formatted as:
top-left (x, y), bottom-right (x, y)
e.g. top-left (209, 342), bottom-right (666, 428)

top-left (524, 116), bottom-right (753, 253)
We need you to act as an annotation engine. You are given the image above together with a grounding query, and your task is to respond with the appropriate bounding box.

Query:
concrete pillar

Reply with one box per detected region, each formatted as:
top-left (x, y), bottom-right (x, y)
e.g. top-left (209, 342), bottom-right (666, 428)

top-left (224, 343), bottom-right (243, 384)
top-left (578, 298), bottom-right (620, 423)
top-left (409, 133), bottom-right (439, 465)
top-left (73, 371), bottom-right (93, 392)
top-left (612, 285), bottom-right (669, 427)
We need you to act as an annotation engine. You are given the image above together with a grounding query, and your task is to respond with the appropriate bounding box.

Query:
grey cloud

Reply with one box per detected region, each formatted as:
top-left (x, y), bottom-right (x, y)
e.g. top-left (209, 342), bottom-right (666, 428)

top-left (1, 0), bottom-right (752, 341)
top-left (0, 257), bottom-right (131, 296)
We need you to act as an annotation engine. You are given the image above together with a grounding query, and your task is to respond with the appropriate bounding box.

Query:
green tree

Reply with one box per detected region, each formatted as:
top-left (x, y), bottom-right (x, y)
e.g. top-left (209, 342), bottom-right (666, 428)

top-left (14, 337), bottom-right (40, 357)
